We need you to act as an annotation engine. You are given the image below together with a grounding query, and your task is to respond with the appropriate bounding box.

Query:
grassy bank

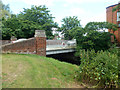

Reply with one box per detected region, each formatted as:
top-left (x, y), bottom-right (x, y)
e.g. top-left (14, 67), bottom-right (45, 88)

top-left (2, 54), bottom-right (83, 88)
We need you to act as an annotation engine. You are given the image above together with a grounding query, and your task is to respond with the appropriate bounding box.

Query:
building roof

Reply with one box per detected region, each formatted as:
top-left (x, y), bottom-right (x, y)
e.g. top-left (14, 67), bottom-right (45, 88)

top-left (106, 4), bottom-right (118, 9)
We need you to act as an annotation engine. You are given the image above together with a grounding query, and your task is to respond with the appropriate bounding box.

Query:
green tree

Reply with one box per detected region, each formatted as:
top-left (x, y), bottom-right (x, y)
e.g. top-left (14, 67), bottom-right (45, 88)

top-left (0, 0), bottom-right (11, 19)
top-left (60, 16), bottom-right (81, 40)
top-left (0, 1), bottom-right (11, 40)
top-left (2, 16), bottom-right (42, 39)
top-left (18, 5), bottom-right (58, 38)
top-left (69, 22), bottom-right (118, 51)
top-left (85, 22), bottom-right (117, 32)
top-left (2, 5), bottom-right (58, 40)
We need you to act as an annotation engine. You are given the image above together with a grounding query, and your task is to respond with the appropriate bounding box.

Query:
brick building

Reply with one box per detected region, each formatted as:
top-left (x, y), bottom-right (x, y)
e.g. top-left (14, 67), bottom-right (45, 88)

top-left (106, 2), bottom-right (120, 44)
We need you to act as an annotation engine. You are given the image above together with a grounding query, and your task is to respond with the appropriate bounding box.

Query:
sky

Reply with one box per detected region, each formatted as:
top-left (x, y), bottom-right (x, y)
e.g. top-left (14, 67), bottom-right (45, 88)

top-left (2, 0), bottom-right (119, 27)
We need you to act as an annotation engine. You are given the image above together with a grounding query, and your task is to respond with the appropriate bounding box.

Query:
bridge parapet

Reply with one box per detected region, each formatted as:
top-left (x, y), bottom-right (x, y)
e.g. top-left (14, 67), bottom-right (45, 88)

top-left (2, 30), bottom-right (76, 56)
top-left (46, 39), bottom-right (76, 51)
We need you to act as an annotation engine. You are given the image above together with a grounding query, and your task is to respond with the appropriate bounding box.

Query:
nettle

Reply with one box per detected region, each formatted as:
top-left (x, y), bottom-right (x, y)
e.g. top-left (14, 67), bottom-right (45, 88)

top-left (76, 49), bottom-right (118, 88)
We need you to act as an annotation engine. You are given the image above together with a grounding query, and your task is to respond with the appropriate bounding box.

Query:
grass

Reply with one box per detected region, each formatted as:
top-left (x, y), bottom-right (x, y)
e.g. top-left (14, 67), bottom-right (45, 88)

top-left (2, 54), bottom-right (83, 88)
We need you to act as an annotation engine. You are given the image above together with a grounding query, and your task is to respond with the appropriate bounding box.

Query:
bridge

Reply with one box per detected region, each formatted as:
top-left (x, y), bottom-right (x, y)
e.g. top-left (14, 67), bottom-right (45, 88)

top-left (1, 39), bottom-right (76, 55)
top-left (2, 30), bottom-right (77, 56)
top-left (46, 40), bottom-right (76, 55)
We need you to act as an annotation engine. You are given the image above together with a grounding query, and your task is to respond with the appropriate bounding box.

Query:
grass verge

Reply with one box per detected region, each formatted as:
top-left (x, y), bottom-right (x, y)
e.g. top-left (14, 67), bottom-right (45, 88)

top-left (2, 54), bottom-right (83, 88)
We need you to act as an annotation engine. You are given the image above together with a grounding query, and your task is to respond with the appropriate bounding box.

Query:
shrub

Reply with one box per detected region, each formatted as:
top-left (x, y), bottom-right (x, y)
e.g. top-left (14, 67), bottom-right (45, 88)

top-left (76, 49), bottom-right (118, 88)
top-left (76, 31), bottom-right (114, 52)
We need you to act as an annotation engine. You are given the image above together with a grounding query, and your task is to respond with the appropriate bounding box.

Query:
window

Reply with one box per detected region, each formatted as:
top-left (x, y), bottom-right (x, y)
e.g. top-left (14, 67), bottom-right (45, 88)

top-left (118, 24), bottom-right (120, 27)
top-left (117, 12), bottom-right (120, 21)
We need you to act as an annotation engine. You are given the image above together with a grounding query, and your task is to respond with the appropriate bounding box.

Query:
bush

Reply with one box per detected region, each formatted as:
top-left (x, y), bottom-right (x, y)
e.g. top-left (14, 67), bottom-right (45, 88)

top-left (76, 31), bottom-right (114, 52)
top-left (76, 49), bottom-right (118, 88)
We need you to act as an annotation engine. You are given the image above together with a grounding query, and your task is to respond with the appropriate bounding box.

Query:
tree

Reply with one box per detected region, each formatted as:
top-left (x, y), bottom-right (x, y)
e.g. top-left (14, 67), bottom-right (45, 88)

top-left (2, 16), bottom-right (42, 39)
top-left (0, 0), bottom-right (11, 19)
top-left (69, 22), bottom-right (118, 51)
top-left (85, 22), bottom-right (117, 32)
top-left (60, 16), bottom-right (81, 40)
top-left (18, 5), bottom-right (58, 38)
top-left (2, 5), bottom-right (58, 40)
top-left (0, 1), bottom-right (11, 40)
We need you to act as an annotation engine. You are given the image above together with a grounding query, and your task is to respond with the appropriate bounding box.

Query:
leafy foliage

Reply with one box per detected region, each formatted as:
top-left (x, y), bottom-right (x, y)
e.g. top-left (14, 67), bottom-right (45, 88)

top-left (2, 16), bottom-right (41, 39)
top-left (112, 3), bottom-right (120, 12)
top-left (18, 5), bottom-right (58, 38)
top-left (85, 22), bottom-right (118, 32)
top-left (18, 5), bottom-right (53, 24)
top-left (69, 22), bottom-right (117, 51)
top-left (79, 31), bottom-right (113, 51)
top-left (60, 16), bottom-right (81, 40)
top-left (2, 5), bottom-right (58, 40)
top-left (76, 49), bottom-right (118, 88)
top-left (0, 0), bottom-right (11, 19)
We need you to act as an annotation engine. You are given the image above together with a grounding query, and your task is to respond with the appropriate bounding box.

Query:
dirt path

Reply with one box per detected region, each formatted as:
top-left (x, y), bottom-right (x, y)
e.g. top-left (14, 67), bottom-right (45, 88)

top-left (66, 81), bottom-right (86, 88)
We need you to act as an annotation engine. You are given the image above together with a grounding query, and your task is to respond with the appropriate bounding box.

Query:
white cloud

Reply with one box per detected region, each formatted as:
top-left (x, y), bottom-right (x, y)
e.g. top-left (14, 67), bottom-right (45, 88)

top-left (4, 0), bottom-right (118, 8)
top-left (21, 0), bottom-right (55, 6)
top-left (3, 0), bottom-right (55, 6)
top-left (54, 16), bottom-right (63, 27)
top-left (81, 12), bottom-right (106, 27)
top-left (63, 4), bottom-right (68, 7)
top-left (55, 12), bottom-right (106, 27)
top-left (3, 0), bottom-right (119, 6)
top-left (3, 0), bottom-right (119, 8)
top-left (64, 0), bottom-right (119, 4)
top-left (70, 8), bottom-right (86, 15)
top-left (2, 0), bottom-right (17, 4)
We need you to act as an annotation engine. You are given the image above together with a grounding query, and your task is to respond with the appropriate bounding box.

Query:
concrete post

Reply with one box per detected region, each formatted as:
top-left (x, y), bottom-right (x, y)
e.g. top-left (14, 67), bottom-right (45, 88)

top-left (35, 30), bottom-right (46, 56)
top-left (10, 36), bottom-right (17, 43)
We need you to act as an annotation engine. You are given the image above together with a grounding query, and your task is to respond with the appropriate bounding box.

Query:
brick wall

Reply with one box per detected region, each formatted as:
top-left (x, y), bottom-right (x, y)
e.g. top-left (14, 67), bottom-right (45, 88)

top-left (106, 3), bottom-right (120, 44)
top-left (35, 30), bottom-right (46, 56)
top-left (0, 40), bottom-right (11, 45)
top-left (2, 38), bottom-right (36, 54)
top-left (2, 30), bottom-right (46, 56)
top-left (36, 37), bottom-right (46, 56)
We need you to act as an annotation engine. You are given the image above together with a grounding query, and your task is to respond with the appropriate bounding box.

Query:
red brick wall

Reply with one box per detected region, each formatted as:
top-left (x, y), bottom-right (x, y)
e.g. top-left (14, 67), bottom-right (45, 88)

top-left (2, 30), bottom-right (47, 56)
top-left (2, 38), bottom-right (37, 54)
top-left (0, 40), bottom-right (11, 45)
top-left (118, 28), bottom-right (120, 43)
top-left (36, 37), bottom-right (46, 56)
top-left (106, 4), bottom-right (120, 44)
